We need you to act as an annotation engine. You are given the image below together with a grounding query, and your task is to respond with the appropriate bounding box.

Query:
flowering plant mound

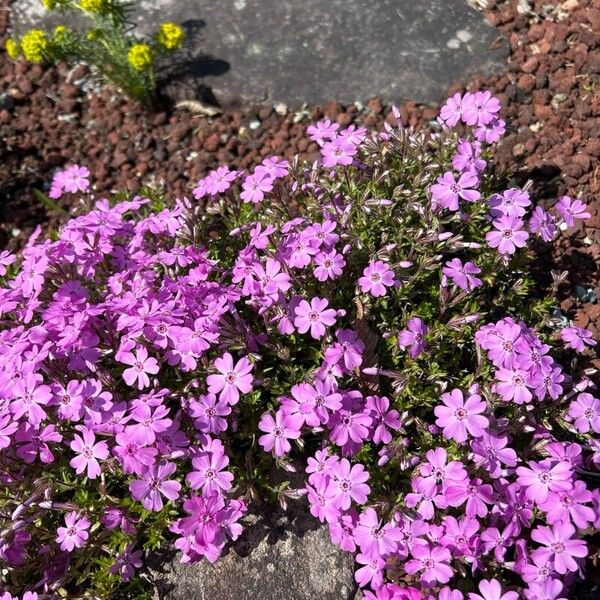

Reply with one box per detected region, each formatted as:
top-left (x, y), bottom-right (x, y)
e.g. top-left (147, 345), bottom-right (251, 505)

top-left (5, 0), bottom-right (184, 105)
top-left (1, 91), bottom-right (599, 600)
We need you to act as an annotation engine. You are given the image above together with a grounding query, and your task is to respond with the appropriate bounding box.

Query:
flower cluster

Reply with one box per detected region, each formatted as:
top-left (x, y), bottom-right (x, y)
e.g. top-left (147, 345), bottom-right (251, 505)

top-left (5, 2), bottom-right (185, 105)
top-left (0, 91), bottom-right (598, 599)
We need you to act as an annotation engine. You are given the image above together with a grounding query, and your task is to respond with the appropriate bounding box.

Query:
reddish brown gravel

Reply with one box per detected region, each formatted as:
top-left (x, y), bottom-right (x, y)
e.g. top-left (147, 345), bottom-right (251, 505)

top-left (0, 0), bottom-right (599, 351)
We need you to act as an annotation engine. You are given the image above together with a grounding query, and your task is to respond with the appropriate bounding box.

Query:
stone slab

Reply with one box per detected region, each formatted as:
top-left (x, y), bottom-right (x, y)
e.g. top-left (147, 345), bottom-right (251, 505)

top-left (10, 0), bottom-right (508, 108)
top-left (149, 504), bottom-right (358, 600)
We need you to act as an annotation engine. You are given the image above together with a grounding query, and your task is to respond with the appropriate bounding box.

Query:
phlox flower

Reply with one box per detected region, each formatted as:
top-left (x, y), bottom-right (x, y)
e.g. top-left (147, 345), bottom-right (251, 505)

top-left (0, 413), bottom-right (18, 450)
top-left (328, 403), bottom-right (372, 447)
top-left (306, 119), bottom-right (339, 145)
top-left (568, 393), bottom-right (600, 433)
top-left (516, 460), bottom-right (572, 504)
top-left (440, 515), bottom-right (479, 557)
top-left (474, 118), bottom-right (506, 144)
top-left (467, 579), bottom-right (518, 600)
top-left (440, 92), bottom-right (466, 127)
top-left (258, 409), bottom-right (302, 456)
top-left (128, 404), bottom-right (172, 445)
top-left (338, 124), bottom-right (367, 145)
top-left (240, 170), bottom-right (274, 204)
top-left (69, 428), bottom-right (109, 479)
top-left (321, 137), bottom-right (357, 168)
top-left (294, 297), bottom-right (337, 339)
top-left (442, 258), bottom-right (482, 292)
top-left (189, 393), bottom-right (231, 434)
top-left (418, 447), bottom-right (467, 496)
top-left (129, 461), bottom-right (181, 512)
top-left (306, 448), bottom-right (338, 486)
top-left (531, 523), bottom-right (587, 574)
top-left (488, 188), bottom-right (531, 219)
top-left (405, 544), bottom-right (453, 585)
top-left (365, 395), bottom-right (401, 445)
top-left (398, 317), bottom-right (428, 359)
top-left (560, 326), bottom-right (596, 353)
top-left (329, 509), bottom-right (359, 552)
top-left (206, 352), bottom-right (254, 405)
top-left (56, 512), bottom-right (90, 552)
top-left (306, 478), bottom-right (340, 523)
top-left (539, 481), bottom-right (596, 529)
top-left (434, 389), bottom-right (489, 442)
top-left (10, 372), bottom-right (52, 428)
top-left (494, 367), bottom-right (533, 404)
top-left (187, 450), bottom-right (233, 496)
top-left (353, 507), bottom-right (401, 558)
top-left (109, 545), bottom-right (143, 582)
top-left (555, 196), bottom-right (590, 227)
top-left (529, 207), bottom-right (557, 241)
top-left (453, 139), bottom-right (486, 174)
top-left (355, 552), bottom-right (385, 589)
top-left (358, 260), bottom-right (395, 297)
top-left (0, 250), bottom-right (15, 276)
top-left (485, 216), bottom-right (529, 255)
top-left (120, 346), bottom-right (160, 390)
top-left (314, 249), bottom-right (345, 281)
top-left (16, 423), bottom-right (62, 464)
top-left (330, 458), bottom-right (370, 509)
top-left (461, 91), bottom-right (501, 126)
top-left (524, 579), bottom-right (566, 600)
top-left (445, 478), bottom-right (494, 518)
top-left (324, 328), bottom-right (365, 371)
top-left (430, 171), bottom-right (480, 211)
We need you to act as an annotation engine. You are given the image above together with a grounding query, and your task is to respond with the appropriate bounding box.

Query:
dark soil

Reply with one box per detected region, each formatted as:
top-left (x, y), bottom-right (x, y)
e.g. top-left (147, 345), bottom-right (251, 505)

top-left (0, 0), bottom-right (599, 358)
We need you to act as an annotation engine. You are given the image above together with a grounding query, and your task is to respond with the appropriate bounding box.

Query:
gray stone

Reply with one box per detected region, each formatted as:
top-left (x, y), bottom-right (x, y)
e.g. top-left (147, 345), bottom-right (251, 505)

top-left (149, 503), bottom-right (358, 600)
top-left (11, 0), bottom-right (508, 108)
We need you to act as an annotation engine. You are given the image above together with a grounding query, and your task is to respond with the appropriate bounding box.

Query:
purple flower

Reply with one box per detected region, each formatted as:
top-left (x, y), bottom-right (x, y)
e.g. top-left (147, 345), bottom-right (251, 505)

top-left (365, 395), bottom-right (401, 445)
top-left (529, 207), bottom-right (557, 241)
top-left (240, 171), bottom-right (274, 204)
top-left (516, 460), bottom-right (573, 504)
top-left (187, 450), bottom-right (234, 496)
top-left (485, 216), bottom-right (529, 255)
top-left (206, 353), bottom-right (254, 405)
top-left (560, 326), bottom-right (597, 353)
top-left (294, 297), bottom-right (337, 339)
top-left (398, 317), bottom-right (428, 358)
top-left (531, 523), bottom-right (587, 574)
top-left (488, 188), bottom-right (531, 219)
top-left (467, 579), bottom-right (518, 600)
top-left (353, 507), bottom-right (400, 558)
top-left (69, 428), bottom-right (109, 479)
top-left (306, 119), bottom-right (339, 145)
top-left (258, 410), bottom-right (302, 456)
top-left (129, 461), bottom-right (181, 512)
top-left (120, 346), bottom-right (160, 390)
top-left (430, 171), bottom-right (480, 211)
top-left (56, 512), bottom-right (90, 552)
top-left (321, 137), bottom-right (357, 168)
top-left (539, 481), bottom-right (596, 529)
top-left (324, 329), bottom-right (365, 371)
top-left (568, 393), bottom-right (600, 433)
top-left (0, 250), bottom-right (15, 276)
top-left (189, 393), bottom-right (231, 434)
top-left (405, 544), bottom-right (453, 585)
top-left (440, 92), bottom-right (466, 127)
top-left (494, 367), bottom-right (533, 404)
top-left (330, 458), bottom-right (370, 509)
top-left (355, 552), bottom-right (385, 589)
top-left (471, 432), bottom-right (517, 478)
top-left (109, 544), bottom-right (143, 582)
top-left (306, 478), bottom-right (340, 523)
top-left (314, 249), bottom-right (345, 281)
top-left (434, 389), bottom-right (489, 442)
top-left (555, 196), bottom-right (591, 227)
top-left (358, 260), bottom-right (395, 297)
top-left (461, 91), bottom-right (501, 126)
top-left (442, 258), bottom-right (482, 292)
top-left (453, 139), bottom-right (486, 174)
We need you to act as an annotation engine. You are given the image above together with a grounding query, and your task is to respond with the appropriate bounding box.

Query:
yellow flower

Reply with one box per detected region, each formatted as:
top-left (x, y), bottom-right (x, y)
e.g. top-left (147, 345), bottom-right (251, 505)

top-left (128, 43), bottom-right (152, 71)
top-left (20, 29), bottom-right (48, 63)
top-left (79, 0), bottom-right (105, 12)
top-left (41, 0), bottom-right (56, 9)
top-left (157, 22), bottom-right (184, 50)
top-left (5, 38), bottom-right (20, 60)
top-left (53, 25), bottom-right (68, 42)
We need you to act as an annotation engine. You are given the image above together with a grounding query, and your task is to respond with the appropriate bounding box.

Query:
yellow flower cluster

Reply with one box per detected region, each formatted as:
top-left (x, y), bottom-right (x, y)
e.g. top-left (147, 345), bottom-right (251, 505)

top-left (53, 25), bottom-right (68, 42)
top-left (79, 0), bottom-right (105, 12)
top-left (5, 38), bottom-right (20, 59)
top-left (20, 29), bottom-right (48, 63)
top-left (41, 0), bottom-right (56, 9)
top-left (127, 43), bottom-right (152, 71)
top-left (157, 22), bottom-right (184, 50)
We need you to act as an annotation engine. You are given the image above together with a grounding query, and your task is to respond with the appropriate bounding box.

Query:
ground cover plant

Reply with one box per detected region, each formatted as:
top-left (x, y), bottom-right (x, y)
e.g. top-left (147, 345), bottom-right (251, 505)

top-left (0, 91), bottom-right (598, 599)
top-left (5, 0), bottom-right (184, 105)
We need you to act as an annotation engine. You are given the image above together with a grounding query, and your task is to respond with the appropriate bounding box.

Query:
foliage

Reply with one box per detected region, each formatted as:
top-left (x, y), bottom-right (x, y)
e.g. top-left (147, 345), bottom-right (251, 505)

top-left (0, 92), bottom-right (598, 600)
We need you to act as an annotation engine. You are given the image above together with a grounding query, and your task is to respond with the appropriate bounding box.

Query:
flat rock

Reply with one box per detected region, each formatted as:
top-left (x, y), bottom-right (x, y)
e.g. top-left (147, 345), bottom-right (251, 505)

top-left (11, 0), bottom-right (508, 107)
top-left (149, 504), bottom-right (358, 600)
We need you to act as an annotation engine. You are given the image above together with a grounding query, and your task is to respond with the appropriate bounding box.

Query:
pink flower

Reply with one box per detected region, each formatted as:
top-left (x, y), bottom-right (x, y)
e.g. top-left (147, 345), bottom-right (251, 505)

top-left (430, 171), bottom-right (480, 211)
top-left (120, 346), bottom-right (160, 390)
top-left (405, 544), bottom-right (453, 585)
top-left (129, 462), bottom-right (181, 511)
top-left (365, 395), bottom-right (401, 445)
top-left (258, 410), bottom-right (302, 456)
top-left (307, 119), bottom-right (339, 145)
top-left (321, 137), bottom-right (357, 168)
top-left (485, 216), bottom-right (529, 255)
top-left (187, 450), bottom-right (234, 495)
top-left (467, 579), bottom-right (518, 600)
top-left (353, 507), bottom-right (400, 558)
top-left (529, 207), bottom-right (557, 241)
top-left (330, 458), bottom-right (370, 509)
top-left (206, 353), bottom-right (254, 405)
top-left (442, 258), bottom-right (482, 292)
top-left (516, 460), bottom-right (572, 504)
top-left (56, 512), bottom-right (90, 552)
top-left (9, 373), bottom-right (52, 428)
top-left (294, 297), bottom-right (337, 339)
top-left (314, 250), bottom-right (345, 281)
top-left (358, 261), bottom-right (395, 297)
top-left (0, 250), bottom-right (15, 277)
top-left (568, 393), bottom-right (600, 433)
top-left (62, 165), bottom-right (90, 193)
top-left (560, 326), bottom-right (597, 353)
top-left (398, 317), bottom-right (428, 358)
top-left (69, 428), bottom-right (109, 479)
top-left (440, 92), bottom-right (466, 127)
top-left (555, 196), bottom-right (590, 227)
top-left (240, 171), bottom-right (274, 204)
top-left (531, 523), bottom-right (588, 574)
top-left (434, 389), bottom-right (489, 443)
top-left (461, 91), bottom-right (501, 126)
top-left (355, 552), bottom-right (385, 588)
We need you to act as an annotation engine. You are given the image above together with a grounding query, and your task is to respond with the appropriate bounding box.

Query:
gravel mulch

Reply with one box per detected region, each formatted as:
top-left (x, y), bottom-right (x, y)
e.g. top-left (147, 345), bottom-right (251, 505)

top-left (0, 0), bottom-right (599, 358)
